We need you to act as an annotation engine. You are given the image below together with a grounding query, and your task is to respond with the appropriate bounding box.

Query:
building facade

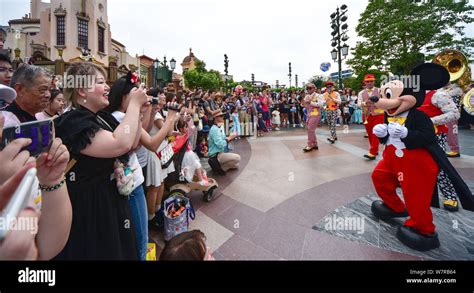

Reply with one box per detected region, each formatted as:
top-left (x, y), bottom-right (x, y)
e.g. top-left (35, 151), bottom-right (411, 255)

top-left (1, 0), bottom-right (137, 79)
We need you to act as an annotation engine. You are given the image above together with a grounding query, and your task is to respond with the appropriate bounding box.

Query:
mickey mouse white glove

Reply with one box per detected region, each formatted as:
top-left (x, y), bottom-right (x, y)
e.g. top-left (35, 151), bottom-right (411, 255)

top-left (372, 124), bottom-right (388, 138)
top-left (388, 122), bottom-right (408, 138)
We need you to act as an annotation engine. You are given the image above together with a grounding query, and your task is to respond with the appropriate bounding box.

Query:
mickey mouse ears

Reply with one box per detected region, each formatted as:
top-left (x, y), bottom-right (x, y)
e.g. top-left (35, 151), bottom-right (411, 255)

top-left (410, 63), bottom-right (449, 91)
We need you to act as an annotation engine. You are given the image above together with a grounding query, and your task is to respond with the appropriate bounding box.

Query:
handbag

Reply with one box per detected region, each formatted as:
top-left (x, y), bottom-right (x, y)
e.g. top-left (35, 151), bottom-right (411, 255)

top-left (163, 194), bottom-right (195, 241)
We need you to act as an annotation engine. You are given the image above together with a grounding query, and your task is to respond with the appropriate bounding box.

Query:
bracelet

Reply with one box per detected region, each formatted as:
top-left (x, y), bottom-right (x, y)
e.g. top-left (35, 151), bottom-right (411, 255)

top-left (39, 178), bottom-right (66, 192)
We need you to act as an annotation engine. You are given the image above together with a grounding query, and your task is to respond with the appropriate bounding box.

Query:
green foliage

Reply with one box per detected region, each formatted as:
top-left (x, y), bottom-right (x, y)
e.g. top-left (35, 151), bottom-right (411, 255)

top-left (183, 60), bottom-right (224, 90)
top-left (347, 0), bottom-right (474, 76)
top-left (341, 76), bottom-right (360, 92)
top-left (308, 75), bottom-right (329, 89)
top-left (343, 69), bottom-right (388, 93)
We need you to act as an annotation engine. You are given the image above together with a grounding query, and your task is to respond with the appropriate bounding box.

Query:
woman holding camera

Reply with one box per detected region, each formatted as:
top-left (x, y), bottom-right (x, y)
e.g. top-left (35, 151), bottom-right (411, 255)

top-left (53, 63), bottom-right (178, 260)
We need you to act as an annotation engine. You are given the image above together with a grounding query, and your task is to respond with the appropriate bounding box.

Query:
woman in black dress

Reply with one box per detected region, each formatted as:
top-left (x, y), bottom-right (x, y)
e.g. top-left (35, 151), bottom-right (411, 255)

top-left (53, 62), bottom-right (149, 260)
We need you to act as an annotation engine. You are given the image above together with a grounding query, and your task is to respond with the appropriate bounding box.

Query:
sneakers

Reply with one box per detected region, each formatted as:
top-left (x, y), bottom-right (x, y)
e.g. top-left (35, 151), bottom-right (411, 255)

top-left (446, 151), bottom-right (460, 158)
top-left (275, 127), bottom-right (280, 131)
top-left (327, 137), bottom-right (335, 144)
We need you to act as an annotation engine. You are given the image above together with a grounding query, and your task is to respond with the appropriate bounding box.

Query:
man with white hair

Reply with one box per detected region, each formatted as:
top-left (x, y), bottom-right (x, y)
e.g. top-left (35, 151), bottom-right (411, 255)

top-left (3, 64), bottom-right (51, 126)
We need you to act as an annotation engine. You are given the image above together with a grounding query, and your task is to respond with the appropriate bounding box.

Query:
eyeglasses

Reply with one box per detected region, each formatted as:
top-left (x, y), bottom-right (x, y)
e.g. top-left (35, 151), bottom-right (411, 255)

top-left (306, 87), bottom-right (314, 90)
top-left (0, 67), bottom-right (14, 74)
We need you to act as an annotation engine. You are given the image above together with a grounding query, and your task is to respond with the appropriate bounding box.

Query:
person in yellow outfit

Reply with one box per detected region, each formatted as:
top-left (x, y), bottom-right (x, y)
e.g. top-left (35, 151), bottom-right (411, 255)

top-left (323, 81), bottom-right (341, 143)
top-left (358, 74), bottom-right (385, 160)
top-left (303, 83), bottom-right (324, 151)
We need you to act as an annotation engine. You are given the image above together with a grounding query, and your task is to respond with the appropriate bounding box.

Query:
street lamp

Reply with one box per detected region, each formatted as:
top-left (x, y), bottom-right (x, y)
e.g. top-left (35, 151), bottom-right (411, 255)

top-left (153, 58), bottom-right (159, 88)
top-left (170, 58), bottom-right (176, 70)
top-left (288, 62), bottom-right (292, 88)
top-left (341, 43), bottom-right (349, 58)
top-left (331, 49), bottom-right (337, 62)
top-left (330, 4), bottom-right (350, 89)
top-left (224, 54), bottom-right (229, 92)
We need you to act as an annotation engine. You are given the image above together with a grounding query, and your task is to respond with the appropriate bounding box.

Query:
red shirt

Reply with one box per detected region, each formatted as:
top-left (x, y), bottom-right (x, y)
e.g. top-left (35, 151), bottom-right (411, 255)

top-left (259, 96), bottom-right (269, 112)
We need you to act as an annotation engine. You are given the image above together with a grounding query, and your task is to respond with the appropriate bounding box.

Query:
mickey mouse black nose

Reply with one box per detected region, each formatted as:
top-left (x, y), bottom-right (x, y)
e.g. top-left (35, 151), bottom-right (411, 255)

top-left (370, 96), bottom-right (379, 103)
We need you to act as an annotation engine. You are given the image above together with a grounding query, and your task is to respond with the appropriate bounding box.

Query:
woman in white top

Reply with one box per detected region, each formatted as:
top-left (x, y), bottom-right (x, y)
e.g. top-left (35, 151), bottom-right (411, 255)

top-left (105, 74), bottom-right (178, 260)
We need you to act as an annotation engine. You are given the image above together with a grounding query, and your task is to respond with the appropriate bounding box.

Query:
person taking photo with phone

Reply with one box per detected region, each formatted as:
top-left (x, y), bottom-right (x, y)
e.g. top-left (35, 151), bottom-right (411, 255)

top-left (0, 112), bottom-right (72, 260)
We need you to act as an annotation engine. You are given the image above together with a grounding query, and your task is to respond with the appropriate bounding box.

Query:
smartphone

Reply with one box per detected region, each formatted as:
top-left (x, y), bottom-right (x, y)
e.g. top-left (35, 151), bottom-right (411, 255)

top-left (0, 168), bottom-right (37, 241)
top-left (0, 119), bottom-right (54, 157)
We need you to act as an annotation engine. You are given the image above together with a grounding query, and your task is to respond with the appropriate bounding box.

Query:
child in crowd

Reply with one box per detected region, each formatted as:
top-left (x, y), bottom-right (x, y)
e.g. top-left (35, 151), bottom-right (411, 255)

top-left (343, 103), bottom-right (351, 125)
top-left (352, 97), bottom-right (363, 124)
top-left (271, 108), bottom-right (281, 131)
top-left (231, 106), bottom-right (241, 139)
top-left (176, 117), bottom-right (209, 186)
top-left (257, 112), bottom-right (267, 137)
top-left (336, 108), bottom-right (342, 126)
top-left (199, 137), bottom-right (208, 157)
top-left (159, 230), bottom-right (214, 261)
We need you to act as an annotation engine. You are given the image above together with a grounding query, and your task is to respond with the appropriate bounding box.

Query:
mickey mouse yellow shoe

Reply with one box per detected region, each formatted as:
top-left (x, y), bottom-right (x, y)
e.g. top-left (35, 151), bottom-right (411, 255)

top-left (446, 151), bottom-right (460, 158)
top-left (443, 199), bottom-right (459, 212)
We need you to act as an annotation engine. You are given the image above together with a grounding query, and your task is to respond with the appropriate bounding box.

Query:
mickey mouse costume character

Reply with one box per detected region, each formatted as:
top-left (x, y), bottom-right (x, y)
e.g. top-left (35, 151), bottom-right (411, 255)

top-left (369, 63), bottom-right (474, 251)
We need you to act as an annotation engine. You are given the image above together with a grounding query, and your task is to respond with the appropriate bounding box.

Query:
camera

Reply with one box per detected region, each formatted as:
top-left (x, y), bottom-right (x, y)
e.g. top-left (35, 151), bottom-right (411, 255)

top-left (150, 97), bottom-right (159, 105)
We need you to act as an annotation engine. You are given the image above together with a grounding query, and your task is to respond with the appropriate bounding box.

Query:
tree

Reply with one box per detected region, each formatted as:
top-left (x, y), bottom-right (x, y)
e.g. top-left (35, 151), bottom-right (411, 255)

top-left (343, 69), bottom-right (387, 93)
top-left (308, 75), bottom-right (329, 89)
top-left (183, 60), bottom-right (224, 90)
top-left (347, 0), bottom-right (474, 76)
top-left (341, 76), bottom-right (360, 92)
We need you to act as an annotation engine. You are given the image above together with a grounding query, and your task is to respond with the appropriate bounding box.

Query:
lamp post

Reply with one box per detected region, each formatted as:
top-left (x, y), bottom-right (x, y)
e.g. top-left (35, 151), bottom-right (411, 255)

top-left (153, 58), bottom-right (159, 88)
top-left (170, 57), bottom-right (176, 91)
top-left (154, 56), bottom-right (176, 90)
top-left (251, 73), bottom-right (255, 85)
top-left (295, 74), bottom-right (298, 88)
top-left (224, 54), bottom-right (229, 92)
top-left (330, 4), bottom-right (349, 89)
top-left (288, 62), bottom-right (292, 88)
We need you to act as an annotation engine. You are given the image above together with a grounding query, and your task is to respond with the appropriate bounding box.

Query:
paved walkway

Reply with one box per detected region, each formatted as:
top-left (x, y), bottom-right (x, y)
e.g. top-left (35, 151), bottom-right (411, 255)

top-left (150, 124), bottom-right (474, 260)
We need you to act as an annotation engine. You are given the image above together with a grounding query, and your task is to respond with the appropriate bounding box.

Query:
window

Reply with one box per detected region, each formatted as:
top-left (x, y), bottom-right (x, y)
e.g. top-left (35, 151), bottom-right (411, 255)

top-left (98, 26), bottom-right (105, 53)
top-left (78, 18), bottom-right (88, 49)
top-left (56, 15), bottom-right (65, 46)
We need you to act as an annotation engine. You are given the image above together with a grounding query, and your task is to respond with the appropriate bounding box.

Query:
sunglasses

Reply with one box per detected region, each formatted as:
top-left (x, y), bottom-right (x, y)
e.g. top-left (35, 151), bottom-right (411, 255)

top-left (306, 87), bottom-right (314, 90)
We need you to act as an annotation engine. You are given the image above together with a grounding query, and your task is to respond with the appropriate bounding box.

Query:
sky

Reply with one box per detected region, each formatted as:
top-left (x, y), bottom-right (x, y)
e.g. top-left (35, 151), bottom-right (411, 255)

top-left (1, 0), bottom-right (473, 86)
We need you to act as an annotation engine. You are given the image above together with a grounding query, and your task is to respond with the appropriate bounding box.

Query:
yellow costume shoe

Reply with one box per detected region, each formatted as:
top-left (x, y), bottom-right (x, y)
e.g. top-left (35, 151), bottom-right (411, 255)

top-left (443, 199), bottom-right (459, 212)
top-left (446, 151), bottom-right (460, 158)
